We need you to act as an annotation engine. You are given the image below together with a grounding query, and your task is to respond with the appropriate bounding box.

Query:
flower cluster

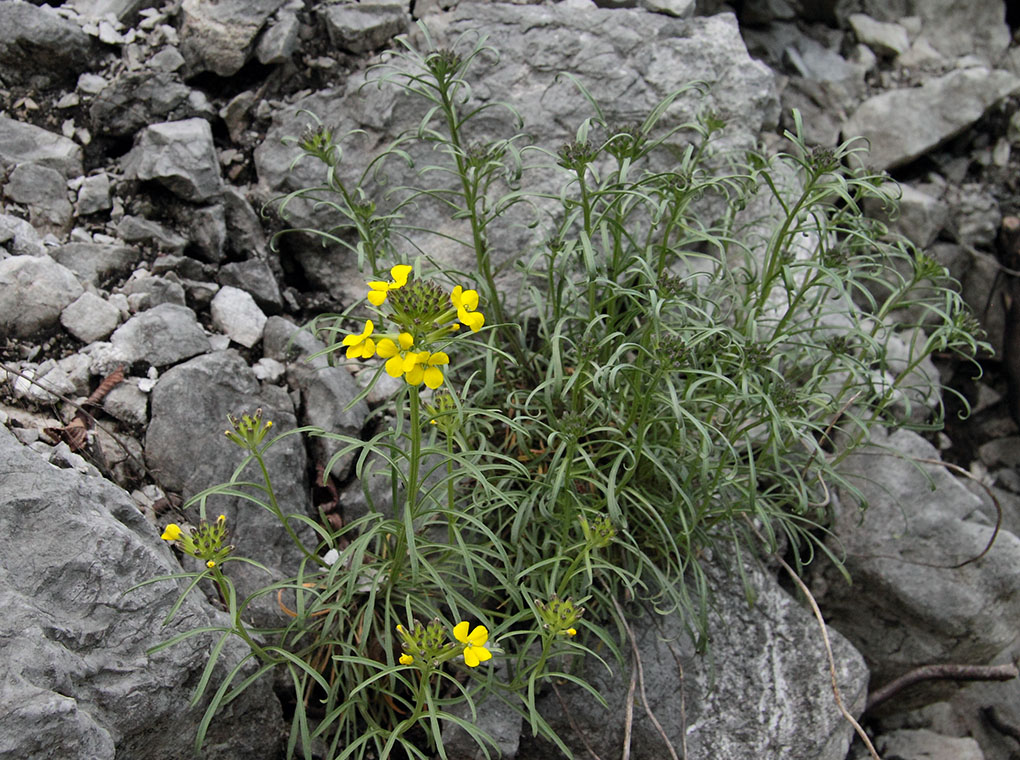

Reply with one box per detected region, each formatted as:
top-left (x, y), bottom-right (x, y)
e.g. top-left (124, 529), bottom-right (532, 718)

top-left (536, 596), bottom-right (584, 637)
top-left (225, 408), bottom-right (273, 450)
top-left (341, 265), bottom-right (485, 390)
top-left (161, 514), bottom-right (233, 569)
top-left (395, 619), bottom-right (492, 669)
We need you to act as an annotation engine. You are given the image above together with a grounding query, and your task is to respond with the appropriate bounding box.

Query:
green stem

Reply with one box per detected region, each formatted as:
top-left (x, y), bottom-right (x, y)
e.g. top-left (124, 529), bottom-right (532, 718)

top-left (390, 386), bottom-right (423, 583)
top-left (253, 449), bottom-right (317, 564)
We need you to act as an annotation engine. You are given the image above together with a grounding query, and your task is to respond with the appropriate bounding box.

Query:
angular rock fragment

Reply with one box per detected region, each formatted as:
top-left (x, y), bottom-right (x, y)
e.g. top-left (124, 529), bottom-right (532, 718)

top-left (178, 0), bottom-right (289, 76)
top-left (843, 66), bottom-right (1020, 170)
top-left (0, 255), bottom-right (85, 340)
top-left (0, 117), bottom-right (84, 179)
top-left (50, 242), bottom-right (140, 287)
top-left (0, 1), bottom-right (95, 87)
top-left (210, 286), bottom-right (267, 348)
top-left (89, 70), bottom-right (199, 137)
top-left (320, 1), bottom-right (408, 54)
top-left (108, 302), bottom-right (210, 369)
top-left (60, 291), bottom-right (122, 343)
top-left (122, 118), bottom-right (223, 202)
top-left (3, 163), bottom-right (73, 234)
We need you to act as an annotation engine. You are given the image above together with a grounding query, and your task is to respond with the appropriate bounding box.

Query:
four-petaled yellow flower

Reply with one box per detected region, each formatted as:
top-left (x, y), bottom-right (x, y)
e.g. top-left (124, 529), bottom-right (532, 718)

top-left (377, 332), bottom-right (415, 377)
top-left (161, 524), bottom-right (182, 541)
top-left (453, 621), bottom-right (492, 667)
top-left (451, 286), bottom-right (485, 332)
top-left (342, 320), bottom-right (376, 359)
top-left (399, 653), bottom-right (414, 665)
top-left (367, 264), bottom-right (412, 306)
top-left (403, 350), bottom-right (449, 389)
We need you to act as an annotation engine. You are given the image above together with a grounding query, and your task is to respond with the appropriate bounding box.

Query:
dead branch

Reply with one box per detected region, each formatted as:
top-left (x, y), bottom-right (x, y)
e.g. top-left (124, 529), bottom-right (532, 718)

top-left (867, 663), bottom-right (1019, 712)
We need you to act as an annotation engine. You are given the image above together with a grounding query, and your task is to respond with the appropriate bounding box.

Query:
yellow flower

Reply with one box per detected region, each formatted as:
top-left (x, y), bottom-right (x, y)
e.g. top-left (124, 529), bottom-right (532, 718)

top-left (206, 560), bottom-right (216, 568)
top-left (342, 320), bottom-right (376, 359)
top-left (453, 621), bottom-right (492, 667)
top-left (565, 628), bottom-right (577, 636)
top-left (451, 286), bottom-right (485, 332)
top-left (377, 332), bottom-right (415, 377)
top-left (403, 350), bottom-right (449, 389)
top-left (161, 524), bottom-right (182, 541)
top-left (399, 653), bottom-right (414, 665)
top-left (367, 264), bottom-right (412, 306)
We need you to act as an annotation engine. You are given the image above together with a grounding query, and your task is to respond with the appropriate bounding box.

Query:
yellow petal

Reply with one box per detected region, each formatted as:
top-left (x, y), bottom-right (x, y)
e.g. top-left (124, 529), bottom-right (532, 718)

top-left (453, 621), bottom-right (470, 644)
top-left (423, 365), bottom-right (444, 389)
top-left (472, 645), bottom-right (492, 664)
top-left (405, 365), bottom-right (424, 385)
top-left (385, 355), bottom-right (405, 377)
top-left (467, 625), bottom-right (489, 647)
top-left (451, 285), bottom-right (464, 309)
top-left (463, 647), bottom-right (480, 667)
top-left (398, 332), bottom-right (414, 350)
top-left (160, 524), bottom-right (182, 541)
top-left (377, 338), bottom-right (398, 358)
top-left (367, 290), bottom-right (387, 306)
top-left (460, 289), bottom-right (479, 311)
top-left (429, 351), bottom-right (449, 366)
top-left (390, 264), bottom-right (412, 287)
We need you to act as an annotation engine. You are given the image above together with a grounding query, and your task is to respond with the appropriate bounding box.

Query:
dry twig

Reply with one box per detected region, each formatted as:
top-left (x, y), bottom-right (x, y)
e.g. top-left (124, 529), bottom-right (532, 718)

top-left (867, 663), bottom-right (1018, 712)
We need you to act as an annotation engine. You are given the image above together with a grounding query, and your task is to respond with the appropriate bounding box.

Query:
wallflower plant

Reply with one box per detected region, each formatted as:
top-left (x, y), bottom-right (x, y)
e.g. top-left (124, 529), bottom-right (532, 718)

top-left (141, 24), bottom-right (986, 760)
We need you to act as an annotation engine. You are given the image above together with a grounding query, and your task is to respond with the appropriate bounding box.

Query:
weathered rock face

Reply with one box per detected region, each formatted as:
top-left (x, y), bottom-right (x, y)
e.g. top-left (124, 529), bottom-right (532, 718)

top-left (0, 0), bottom-right (95, 87)
top-left (122, 118), bottom-right (224, 202)
top-left (255, 3), bottom-right (778, 301)
top-left (0, 425), bottom-right (284, 759)
top-left (843, 66), bottom-right (1020, 170)
top-left (517, 563), bottom-right (868, 760)
top-left (178, 0), bottom-right (289, 76)
top-left (821, 428), bottom-right (1020, 695)
top-left (0, 116), bottom-right (84, 179)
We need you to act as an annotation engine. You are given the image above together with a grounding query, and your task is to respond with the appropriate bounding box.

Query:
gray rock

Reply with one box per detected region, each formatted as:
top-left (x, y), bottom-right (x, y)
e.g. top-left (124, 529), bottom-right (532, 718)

top-left (0, 213), bottom-right (46, 257)
top-left (875, 729), bottom-right (984, 760)
top-left (256, 6), bottom-right (777, 301)
top-left (848, 13), bottom-right (910, 58)
top-left (210, 286), bottom-right (267, 348)
top-left (50, 242), bottom-right (141, 287)
top-left (947, 183), bottom-right (1000, 248)
top-left (122, 118), bottom-right (223, 202)
top-left (89, 71), bottom-right (198, 137)
top-left (102, 377), bottom-right (149, 428)
top-left (115, 215), bottom-right (188, 254)
top-left (320, 1), bottom-right (408, 54)
top-left (263, 317), bottom-right (369, 475)
top-left (144, 350), bottom-right (313, 614)
top-left (256, 9), bottom-right (300, 64)
top-left (3, 163), bottom-right (73, 234)
top-left (219, 259), bottom-right (283, 313)
top-left (907, 0), bottom-right (1010, 63)
top-left (0, 425), bottom-right (284, 760)
top-left (179, 0), bottom-right (289, 76)
top-left (109, 303), bottom-right (210, 369)
top-left (521, 563), bottom-right (867, 759)
top-left (76, 172), bottom-right (112, 216)
top-left (181, 203), bottom-right (228, 263)
top-left (0, 116), bottom-right (84, 179)
top-left (822, 428), bottom-right (1020, 694)
top-left (843, 66), bottom-right (1020, 170)
top-left (60, 291), bottom-right (122, 343)
top-left (865, 183), bottom-right (947, 249)
top-left (119, 272), bottom-right (188, 311)
top-left (147, 45), bottom-right (186, 72)
top-left (66, 0), bottom-right (156, 23)
top-left (0, 255), bottom-right (85, 340)
top-left (223, 186), bottom-right (269, 259)
top-left (639, 0), bottom-right (695, 16)
top-left (0, 1), bottom-right (94, 87)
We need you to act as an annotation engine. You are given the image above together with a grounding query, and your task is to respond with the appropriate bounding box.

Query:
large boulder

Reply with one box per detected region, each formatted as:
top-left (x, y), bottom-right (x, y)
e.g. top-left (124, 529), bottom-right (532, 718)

top-left (518, 563), bottom-right (868, 759)
top-left (178, 0), bottom-right (289, 76)
top-left (254, 3), bottom-right (778, 301)
top-left (820, 428), bottom-right (1020, 701)
top-left (0, 255), bottom-right (85, 340)
top-left (0, 425), bottom-right (284, 759)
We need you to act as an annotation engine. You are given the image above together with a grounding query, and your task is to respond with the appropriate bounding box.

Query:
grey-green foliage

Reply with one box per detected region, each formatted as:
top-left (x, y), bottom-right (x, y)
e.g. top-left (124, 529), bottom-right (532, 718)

top-left (155, 25), bottom-right (986, 760)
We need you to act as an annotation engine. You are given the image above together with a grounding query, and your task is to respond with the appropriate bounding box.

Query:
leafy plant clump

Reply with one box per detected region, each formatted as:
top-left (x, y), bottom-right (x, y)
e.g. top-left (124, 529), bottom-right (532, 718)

top-left (142, 26), bottom-right (985, 760)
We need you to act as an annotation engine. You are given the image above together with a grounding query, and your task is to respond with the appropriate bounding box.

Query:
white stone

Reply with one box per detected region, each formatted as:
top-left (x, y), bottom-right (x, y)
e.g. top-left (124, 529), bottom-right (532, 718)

top-left (61, 291), bottom-right (121, 342)
top-left (210, 286), bottom-right (267, 348)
